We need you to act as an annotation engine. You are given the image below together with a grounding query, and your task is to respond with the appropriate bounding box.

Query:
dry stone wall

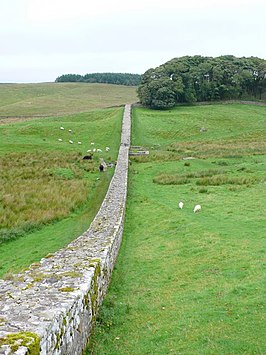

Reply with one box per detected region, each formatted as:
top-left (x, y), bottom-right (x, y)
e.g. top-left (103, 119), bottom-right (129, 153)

top-left (0, 104), bottom-right (131, 355)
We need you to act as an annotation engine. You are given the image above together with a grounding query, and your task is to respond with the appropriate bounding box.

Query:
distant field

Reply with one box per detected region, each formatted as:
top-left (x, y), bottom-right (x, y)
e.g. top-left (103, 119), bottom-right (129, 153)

top-left (88, 104), bottom-right (266, 354)
top-left (0, 82), bottom-right (138, 118)
top-left (0, 81), bottom-right (137, 276)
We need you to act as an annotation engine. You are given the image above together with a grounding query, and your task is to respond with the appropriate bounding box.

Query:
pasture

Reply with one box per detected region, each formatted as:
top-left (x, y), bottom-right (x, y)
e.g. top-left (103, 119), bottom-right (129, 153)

top-left (88, 104), bottom-right (266, 354)
top-left (0, 82), bottom-right (138, 118)
top-left (0, 81), bottom-right (137, 277)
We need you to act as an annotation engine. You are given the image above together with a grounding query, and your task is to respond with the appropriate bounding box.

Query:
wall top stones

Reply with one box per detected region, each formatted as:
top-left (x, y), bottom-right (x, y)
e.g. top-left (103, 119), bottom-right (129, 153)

top-left (0, 104), bottom-right (131, 355)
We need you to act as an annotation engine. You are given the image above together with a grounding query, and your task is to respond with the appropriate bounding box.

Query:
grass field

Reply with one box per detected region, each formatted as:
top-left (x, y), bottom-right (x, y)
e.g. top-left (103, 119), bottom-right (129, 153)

top-left (0, 82), bottom-right (132, 277)
top-left (88, 104), bottom-right (266, 354)
top-left (0, 82), bottom-right (138, 118)
top-left (0, 107), bottom-right (123, 276)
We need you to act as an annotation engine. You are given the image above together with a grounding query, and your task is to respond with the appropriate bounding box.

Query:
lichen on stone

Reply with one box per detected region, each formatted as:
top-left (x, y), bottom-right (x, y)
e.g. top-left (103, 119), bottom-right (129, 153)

top-left (59, 287), bottom-right (75, 292)
top-left (0, 332), bottom-right (40, 354)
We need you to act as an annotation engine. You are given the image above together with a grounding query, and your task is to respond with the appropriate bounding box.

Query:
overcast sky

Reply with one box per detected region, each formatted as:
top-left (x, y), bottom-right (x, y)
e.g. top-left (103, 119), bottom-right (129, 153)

top-left (1, 0), bottom-right (266, 83)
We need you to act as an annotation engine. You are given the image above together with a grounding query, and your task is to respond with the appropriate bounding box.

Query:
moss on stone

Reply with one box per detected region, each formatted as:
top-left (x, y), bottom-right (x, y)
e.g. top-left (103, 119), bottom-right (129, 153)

top-left (0, 332), bottom-right (40, 354)
top-left (89, 260), bottom-right (101, 324)
top-left (84, 293), bottom-right (89, 309)
top-left (59, 287), bottom-right (75, 292)
top-left (60, 271), bottom-right (82, 278)
top-left (23, 282), bottom-right (34, 290)
top-left (30, 272), bottom-right (47, 283)
top-left (2, 272), bottom-right (15, 281)
top-left (66, 246), bottom-right (78, 251)
top-left (0, 317), bottom-right (6, 326)
top-left (44, 253), bottom-right (55, 259)
top-left (30, 262), bottom-right (42, 268)
top-left (89, 258), bottom-right (101, 264)
top-left (54, 332), bottom-right (61, 350)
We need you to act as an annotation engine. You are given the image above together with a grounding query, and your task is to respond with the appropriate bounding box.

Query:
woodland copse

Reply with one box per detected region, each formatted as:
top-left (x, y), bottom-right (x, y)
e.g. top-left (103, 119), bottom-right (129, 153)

top-left (55, 72), bottom-right (141, 86)
top-left (137, 55), bottom-right (266, 109)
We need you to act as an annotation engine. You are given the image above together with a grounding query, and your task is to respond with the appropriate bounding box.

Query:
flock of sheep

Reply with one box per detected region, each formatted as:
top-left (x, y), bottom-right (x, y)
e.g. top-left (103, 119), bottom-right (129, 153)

top-left (58, 126), bottom-right (110, 153)
top-left (179, 201), bottom-right (202, 213)
top-left (58, 126), bottom-right (201, 213)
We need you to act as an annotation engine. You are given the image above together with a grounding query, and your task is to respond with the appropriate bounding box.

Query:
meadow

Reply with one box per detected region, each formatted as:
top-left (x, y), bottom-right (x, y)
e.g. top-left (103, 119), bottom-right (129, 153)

top-left (0, 82), bottom-right (138, 118)
top-left (0, 82), bottom-right (137, 277)
top-left (1, 83), bottom-right (265, 353)
top-left (88, 104), bottom-right (266, 354)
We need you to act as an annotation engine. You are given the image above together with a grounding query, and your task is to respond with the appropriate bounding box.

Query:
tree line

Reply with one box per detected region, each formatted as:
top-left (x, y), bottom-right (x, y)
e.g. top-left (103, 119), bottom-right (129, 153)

top-left (137, 55), bottom-right (266, 109)
top-left (55, 72), bottom-right (141, 86)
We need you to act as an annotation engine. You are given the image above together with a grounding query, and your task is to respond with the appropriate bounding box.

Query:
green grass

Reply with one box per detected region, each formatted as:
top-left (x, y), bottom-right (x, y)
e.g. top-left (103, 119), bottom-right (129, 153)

top-left (0, 107), bottom-right (123, 277)
top-left (0, 173), bottom-right (110, 277)
top-left (0, 82), bottom-right (138, 118)
top-left (88, 104), bottom-right (266, 354)
top-left (132, 104), bottom-right (266, 159)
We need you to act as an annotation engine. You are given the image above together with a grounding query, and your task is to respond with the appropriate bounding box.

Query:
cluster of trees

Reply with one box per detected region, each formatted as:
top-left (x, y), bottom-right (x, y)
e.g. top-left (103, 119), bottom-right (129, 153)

top-left (55, 72), bottom-right (141, 86)
top-left (137, 55), bottom-right (266, 109)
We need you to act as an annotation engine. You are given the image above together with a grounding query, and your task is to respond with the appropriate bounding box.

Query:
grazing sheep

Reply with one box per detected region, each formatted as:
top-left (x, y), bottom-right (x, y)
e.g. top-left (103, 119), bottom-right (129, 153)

top-left (58, 139), bottom-right (63, 142)
top-left (69, 140), bottom-right (73, 144)
top-left (178, 201), bottom-right (184, 209)
top-left (83, 155), bottom-right (92, 160)
top-left (87, 149), bottom-right (92, 152)
top-left (106, 146), bottom-right (110, 151)
top-left (97, 149), bottom-right (102, 153)
top-left (68, 129), bottom-right (72, 133)
top-left (200, 127), bottom-right (207, 133)
top-left (78, 141), bottom-right (82, 145)
top-left (93, 148), bottom-right (96, 152)
top-left (91, 142), bottom-right (95, 145)
top-left (60, 126), bottom-right (64, 130)
top-left (193, 204), bottom-right (201, 213)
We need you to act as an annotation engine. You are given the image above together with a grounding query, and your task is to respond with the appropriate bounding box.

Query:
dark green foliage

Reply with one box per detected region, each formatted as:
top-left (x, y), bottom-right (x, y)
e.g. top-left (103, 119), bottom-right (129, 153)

top-left (55, 72), bottom-right (141, 86)
top-left (137, 55), bottom-right (266, 109)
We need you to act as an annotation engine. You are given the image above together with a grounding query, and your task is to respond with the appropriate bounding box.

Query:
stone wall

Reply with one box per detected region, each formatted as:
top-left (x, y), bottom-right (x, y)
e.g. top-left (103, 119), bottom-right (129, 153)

top-left (0, 104), bottom-right (131, 355)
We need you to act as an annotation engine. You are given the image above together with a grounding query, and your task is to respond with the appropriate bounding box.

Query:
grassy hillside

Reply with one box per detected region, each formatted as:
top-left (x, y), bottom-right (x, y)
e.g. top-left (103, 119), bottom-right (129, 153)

top-left (0, 82), bottom-right (138, 118)
top-left (88, 104), bottom-right (266, 354)
top-left (0, 81), bottom-right (137, 277)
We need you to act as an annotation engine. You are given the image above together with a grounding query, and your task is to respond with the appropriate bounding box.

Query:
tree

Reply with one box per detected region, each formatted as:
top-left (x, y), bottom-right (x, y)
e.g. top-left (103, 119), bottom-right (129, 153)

top-left (55, 73), bottom-right (141, 86)
top-left (137, 55), bottom-right (266, 108)
top-left (137, 67), bottom-right (184, 109)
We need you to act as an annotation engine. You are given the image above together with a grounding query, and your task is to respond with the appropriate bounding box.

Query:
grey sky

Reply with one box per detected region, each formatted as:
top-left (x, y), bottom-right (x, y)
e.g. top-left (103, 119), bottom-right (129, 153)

top-left (1, 0), bottom-right (266, 83)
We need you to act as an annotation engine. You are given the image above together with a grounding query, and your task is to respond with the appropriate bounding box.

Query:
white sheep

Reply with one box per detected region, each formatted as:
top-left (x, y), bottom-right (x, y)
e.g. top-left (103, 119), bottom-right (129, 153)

top-left (178, 201), bottom-right (184, 209)
top-left (68, 129), bottom-right (72, 133)
top-left (78, 141), bottom-right (82, 145)
top-left (69, 140), bottom-right (73, 144)
top-left (58, 138), bottom-right (63, 142)
top-left (97, 148), bottom-right (102, 153)
top-left (193, 204), bottom-right (201, 213)
top-left (91, 142), bottom-right (95, 145)
top-left (87, 149), bottom-right (92, 152)
top-left (60, 126), bottom-right (64, 130)
top-left (106, 146), bottom-right (110, 151)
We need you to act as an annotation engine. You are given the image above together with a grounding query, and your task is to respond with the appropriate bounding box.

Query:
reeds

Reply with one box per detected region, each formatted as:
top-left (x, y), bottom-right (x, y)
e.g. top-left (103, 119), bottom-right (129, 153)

top-left (0, 151), bottom-right (97, 243)
top-left (153, 169), bottom-right (258, 186)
